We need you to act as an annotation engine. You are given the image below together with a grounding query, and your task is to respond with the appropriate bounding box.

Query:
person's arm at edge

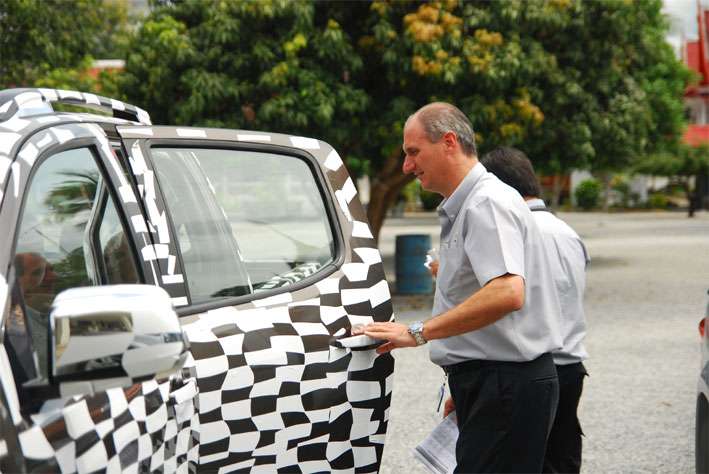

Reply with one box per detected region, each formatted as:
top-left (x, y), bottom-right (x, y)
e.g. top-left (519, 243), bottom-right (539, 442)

top-left (363, 273), bottom-right (524, 354)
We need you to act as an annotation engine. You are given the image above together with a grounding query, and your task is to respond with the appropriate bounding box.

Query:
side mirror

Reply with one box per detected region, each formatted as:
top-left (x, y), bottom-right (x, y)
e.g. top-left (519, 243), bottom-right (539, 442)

top-left (49, 285), bottom-right (187, 397)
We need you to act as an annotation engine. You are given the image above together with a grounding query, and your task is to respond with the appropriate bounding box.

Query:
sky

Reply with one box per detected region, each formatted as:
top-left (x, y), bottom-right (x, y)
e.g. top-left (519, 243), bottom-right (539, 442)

top-left (663, 0), bottom-right (705, 51)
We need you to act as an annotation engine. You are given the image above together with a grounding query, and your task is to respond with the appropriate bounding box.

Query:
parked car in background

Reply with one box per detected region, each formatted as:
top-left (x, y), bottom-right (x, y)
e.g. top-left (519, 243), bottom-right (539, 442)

top-left (0, 88), bottom-right (394, 472)
top-left (696, 289), bottom-right (709, 473)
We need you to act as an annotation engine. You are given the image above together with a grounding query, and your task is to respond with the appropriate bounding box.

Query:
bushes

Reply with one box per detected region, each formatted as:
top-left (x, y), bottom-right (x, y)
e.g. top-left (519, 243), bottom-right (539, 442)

top-left (399, 181), bottom-right (443, 211)
top-left (420, 188), bottom-right (443, 211)
top-left (611, 176), bottom-right (632, 207)
top-left (574, 179), bottom-right (601, 210)
top-left (647, 193), bottom-right (668, 209)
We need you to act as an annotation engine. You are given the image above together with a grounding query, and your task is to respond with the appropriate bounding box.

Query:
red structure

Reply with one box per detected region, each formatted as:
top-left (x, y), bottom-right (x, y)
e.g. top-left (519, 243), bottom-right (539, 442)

top-left (683, 2), bottom-right (709, 142)
top-left (681, 1), bottom-right (709, 208)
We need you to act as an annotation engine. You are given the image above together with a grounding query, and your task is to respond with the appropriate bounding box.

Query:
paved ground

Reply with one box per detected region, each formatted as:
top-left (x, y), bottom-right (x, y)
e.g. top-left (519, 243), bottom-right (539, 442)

top-left (377, 210), bottom-right (709, 473)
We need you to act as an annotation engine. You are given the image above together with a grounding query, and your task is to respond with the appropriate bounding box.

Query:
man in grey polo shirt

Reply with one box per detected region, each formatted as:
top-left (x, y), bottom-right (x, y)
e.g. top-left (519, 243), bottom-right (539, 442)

top-left (481, 146), bottom-right (590, 473)
top-left (362, 102), bottom-right (563, 472)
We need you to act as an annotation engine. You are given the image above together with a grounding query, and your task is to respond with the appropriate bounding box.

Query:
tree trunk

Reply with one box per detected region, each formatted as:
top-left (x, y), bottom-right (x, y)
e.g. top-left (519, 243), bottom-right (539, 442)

top-left (366, 149), bottom-right (415, 243)
top-left (685, 178), bottom-right (696, 218)
top-left (550, 174), bottom-right (563, 208)
top-left (598, 172), bottom-right (611, 212)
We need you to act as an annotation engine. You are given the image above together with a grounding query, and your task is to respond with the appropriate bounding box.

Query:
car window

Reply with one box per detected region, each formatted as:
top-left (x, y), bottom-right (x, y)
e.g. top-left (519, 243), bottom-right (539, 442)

top-left (151, 147), bottom-right (336, 304)
top-left (98, 192), bottom-right (140, 284)
top-left (9, 147), bottom-right (138, 379)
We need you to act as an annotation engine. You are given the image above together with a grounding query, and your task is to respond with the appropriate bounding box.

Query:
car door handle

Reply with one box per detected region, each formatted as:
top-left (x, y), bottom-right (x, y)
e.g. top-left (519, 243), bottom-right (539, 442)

top-left (170, 378), bottom-right (197, 405)
top-left (329, 334), bottom-right (384, 350)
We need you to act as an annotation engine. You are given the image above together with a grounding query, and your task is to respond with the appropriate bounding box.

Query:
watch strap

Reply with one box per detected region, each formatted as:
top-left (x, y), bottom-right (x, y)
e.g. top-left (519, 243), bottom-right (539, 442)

top-left (408, 321), bottom-right (427, 346)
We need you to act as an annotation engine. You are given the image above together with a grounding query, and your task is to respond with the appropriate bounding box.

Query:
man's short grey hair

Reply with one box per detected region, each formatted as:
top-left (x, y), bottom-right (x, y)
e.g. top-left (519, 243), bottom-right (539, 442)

top-left (408, 102), bottom-right (477, 157)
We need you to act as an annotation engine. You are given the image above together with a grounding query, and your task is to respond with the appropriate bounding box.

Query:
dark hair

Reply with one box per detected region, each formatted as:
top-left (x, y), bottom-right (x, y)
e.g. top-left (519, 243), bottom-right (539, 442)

top-left (480, 146), bottom-right (541, 197)
top-left (408, 102), bottom-right (477, 157)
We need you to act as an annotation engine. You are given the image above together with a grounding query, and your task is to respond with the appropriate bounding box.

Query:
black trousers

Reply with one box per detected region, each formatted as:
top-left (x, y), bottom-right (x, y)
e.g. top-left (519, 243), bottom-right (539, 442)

top-left (446, 353), bottom-right (559, 473)
top-left (543, 362), bottom-right (587, 474)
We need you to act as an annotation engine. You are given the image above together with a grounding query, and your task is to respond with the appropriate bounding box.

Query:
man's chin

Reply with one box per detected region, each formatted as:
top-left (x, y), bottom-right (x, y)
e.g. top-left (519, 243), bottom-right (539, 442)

top-left (418, 179), bottom-right (433, 193)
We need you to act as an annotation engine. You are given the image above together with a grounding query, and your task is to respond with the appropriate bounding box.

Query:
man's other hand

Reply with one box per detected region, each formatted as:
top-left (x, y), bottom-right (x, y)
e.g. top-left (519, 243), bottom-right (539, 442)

top-left (429, 259), bottom-right (439, 278)
top-left (362, 322), bottom-right (417, 354)
top-left (443, 396), bottom-right (455, 419)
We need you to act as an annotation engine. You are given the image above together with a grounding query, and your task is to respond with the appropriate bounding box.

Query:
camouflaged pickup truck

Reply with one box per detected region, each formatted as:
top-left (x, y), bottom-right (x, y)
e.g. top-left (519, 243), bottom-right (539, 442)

top-left (0, 88), bottom-right (394, 473)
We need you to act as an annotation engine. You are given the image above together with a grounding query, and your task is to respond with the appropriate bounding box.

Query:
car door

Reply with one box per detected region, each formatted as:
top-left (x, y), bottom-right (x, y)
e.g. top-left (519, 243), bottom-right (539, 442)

top-left (0, 119), bottom-right (198, 472)
top-left (117, 125), bottom-right (395, 472)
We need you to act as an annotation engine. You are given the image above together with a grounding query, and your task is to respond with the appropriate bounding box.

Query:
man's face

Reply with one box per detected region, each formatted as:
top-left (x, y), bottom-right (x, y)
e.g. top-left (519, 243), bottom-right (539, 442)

top-left (402, 118), bottom-right (447, 194)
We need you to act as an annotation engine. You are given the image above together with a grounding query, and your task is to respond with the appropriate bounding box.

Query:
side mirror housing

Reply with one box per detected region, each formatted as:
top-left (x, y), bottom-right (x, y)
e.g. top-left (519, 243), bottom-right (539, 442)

top-left (49, 285), bottom-right (187, 397)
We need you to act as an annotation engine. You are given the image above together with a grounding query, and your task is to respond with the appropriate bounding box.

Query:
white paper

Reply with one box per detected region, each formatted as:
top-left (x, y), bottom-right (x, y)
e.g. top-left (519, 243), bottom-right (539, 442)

top-left (412, 411), bottom-right (458, 474)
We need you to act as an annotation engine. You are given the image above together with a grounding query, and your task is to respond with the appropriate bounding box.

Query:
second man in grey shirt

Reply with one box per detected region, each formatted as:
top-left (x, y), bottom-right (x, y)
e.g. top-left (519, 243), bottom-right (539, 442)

top-left (482, 146), bottom-right (590, 473)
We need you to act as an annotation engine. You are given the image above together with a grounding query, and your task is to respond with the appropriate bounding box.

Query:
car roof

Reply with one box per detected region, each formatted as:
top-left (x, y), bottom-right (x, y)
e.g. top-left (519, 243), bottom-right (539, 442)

top-left (0, 88), bottom-right (151, 130)
top-left (0, 88), bottom-right (333, 155)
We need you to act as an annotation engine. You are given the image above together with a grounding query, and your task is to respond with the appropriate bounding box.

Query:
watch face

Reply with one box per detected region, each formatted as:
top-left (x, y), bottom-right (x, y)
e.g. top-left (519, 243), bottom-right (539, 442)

top-left (409, 321), bottom-right (425, 345)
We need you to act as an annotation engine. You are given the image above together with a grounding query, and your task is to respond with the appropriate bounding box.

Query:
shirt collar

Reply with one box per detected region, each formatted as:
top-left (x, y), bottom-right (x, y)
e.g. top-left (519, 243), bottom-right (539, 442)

top-left (438, 162), bottom-right (486, 221)
top-left (526, 198), bottom-right (546, 210)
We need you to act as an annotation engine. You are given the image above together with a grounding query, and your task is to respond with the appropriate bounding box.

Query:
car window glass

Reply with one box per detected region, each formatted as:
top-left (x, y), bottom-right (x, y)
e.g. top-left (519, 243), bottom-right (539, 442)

top-left (11, 147), bottom-right (134, 379)
top-left (98, 193), bottom-right (140, 285)
top-left (151, 147), bottom-right (336, 304)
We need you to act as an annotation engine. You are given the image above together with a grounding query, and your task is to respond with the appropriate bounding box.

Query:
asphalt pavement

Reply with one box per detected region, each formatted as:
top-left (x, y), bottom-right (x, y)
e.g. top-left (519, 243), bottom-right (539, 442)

top-left (377, 210), bottom-right (709, 473)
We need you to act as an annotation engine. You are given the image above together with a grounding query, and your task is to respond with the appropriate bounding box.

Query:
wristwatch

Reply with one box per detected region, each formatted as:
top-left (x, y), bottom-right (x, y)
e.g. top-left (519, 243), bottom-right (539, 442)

top-left (408, 320), bottom-right (427, 346)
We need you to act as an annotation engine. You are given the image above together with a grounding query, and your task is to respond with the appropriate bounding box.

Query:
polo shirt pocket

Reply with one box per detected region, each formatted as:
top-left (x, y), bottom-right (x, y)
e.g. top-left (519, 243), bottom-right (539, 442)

top-left (438, 237), bottom-right (464, 273)
top-left (438, 237), bottom-right (480, 300)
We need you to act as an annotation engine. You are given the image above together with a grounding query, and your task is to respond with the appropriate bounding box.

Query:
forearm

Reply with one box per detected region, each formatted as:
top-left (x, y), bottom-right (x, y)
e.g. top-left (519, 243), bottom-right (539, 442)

top-left (423, 274), bottom-right (524, 341)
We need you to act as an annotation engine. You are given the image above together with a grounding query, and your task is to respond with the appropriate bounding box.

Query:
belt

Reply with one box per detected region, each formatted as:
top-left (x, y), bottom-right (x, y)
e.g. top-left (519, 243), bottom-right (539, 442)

top-left (555, 361), bottom-right (588, 376)
top-left (442, 352), bottom-right (554, 376)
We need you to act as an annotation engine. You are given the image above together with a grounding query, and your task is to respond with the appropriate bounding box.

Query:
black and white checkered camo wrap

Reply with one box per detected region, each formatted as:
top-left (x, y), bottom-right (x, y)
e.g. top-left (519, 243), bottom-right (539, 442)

top-left (117, 126), bottom-right (395, 473)
top-left (0, 88), bottom-right (151, 126)
top-left (257, 262), bottom-right (322, 291)
top-left (0, 99), bottom-right (200, 473)
top-left (0, 89), bottom-right (395, 473)
top-left (20, 379), bottom-right (199, 473)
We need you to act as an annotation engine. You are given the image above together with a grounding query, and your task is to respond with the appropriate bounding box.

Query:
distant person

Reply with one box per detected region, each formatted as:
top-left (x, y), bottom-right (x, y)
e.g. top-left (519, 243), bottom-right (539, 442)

top-left (361, 103), bottom-right (563, 473)
top-left (481, 146), bottom-right (590, 474)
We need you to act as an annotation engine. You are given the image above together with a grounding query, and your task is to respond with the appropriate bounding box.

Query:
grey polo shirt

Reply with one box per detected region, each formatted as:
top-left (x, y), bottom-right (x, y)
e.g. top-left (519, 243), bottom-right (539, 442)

top-left (429, 163), bottom-right (563, 366)
top-left (527, 198), bottom-right (590, 365)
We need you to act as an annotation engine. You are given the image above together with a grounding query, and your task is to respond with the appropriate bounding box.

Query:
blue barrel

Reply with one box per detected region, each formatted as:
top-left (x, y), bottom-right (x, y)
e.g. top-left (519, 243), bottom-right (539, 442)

top-left (395, 234), bottom-right (433, 294)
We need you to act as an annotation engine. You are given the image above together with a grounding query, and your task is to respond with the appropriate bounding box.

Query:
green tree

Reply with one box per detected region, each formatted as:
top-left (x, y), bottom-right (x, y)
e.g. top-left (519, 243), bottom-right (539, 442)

top-left (120, 1), bottom-right (556, 239)
top-left (634, 144), bottom-right (709, 217)
top-left (326, 1), bottom-right (551, 237)
top-left (0, 0), bottom-right (130, 90)
top-left (320, 0), bottom-right (689, 232)
top-left (116, 0), bottom-right (689, 240)
top-left (470, 0), bottom-right (691, 206)
top-left (118, 1), bottom-right (367, 137)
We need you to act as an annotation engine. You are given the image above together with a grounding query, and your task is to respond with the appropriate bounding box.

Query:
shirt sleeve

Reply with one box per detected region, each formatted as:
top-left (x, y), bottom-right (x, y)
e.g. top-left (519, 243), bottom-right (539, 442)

top-left (464, 196), bottom-right (526, 286)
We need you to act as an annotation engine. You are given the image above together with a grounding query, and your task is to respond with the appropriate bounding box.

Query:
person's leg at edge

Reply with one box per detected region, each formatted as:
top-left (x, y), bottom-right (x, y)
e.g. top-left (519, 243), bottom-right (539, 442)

top-left (543, 362), bottom-right (587, 473)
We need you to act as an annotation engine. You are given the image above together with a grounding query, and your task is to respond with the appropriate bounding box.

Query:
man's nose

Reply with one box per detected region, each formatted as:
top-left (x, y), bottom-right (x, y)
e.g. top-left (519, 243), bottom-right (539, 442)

top-left (402, 155), bottom-right (415, 174)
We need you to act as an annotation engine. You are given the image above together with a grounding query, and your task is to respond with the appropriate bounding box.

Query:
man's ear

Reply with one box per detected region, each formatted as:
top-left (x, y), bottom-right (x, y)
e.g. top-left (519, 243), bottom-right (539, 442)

top-left (442, 131), bottom-right (458, 151)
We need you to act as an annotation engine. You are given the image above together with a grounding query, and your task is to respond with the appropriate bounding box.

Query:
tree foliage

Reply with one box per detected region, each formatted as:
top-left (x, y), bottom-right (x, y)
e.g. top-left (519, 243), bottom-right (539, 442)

top-left (634, 144), bottom-right (709, 216)
top-left (5, 0), bottom-right (688, 237)
top-left (635, 145), bottom-right (709, 178)
top-left (119, 0), bottom-right (368, 143)
top-left (0, 0), bottom-right (130, 89)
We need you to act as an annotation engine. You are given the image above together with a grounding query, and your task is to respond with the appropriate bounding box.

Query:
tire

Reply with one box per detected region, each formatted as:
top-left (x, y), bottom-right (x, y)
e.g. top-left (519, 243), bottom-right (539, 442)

top-left (697, 394), bottom-right (709, 474)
